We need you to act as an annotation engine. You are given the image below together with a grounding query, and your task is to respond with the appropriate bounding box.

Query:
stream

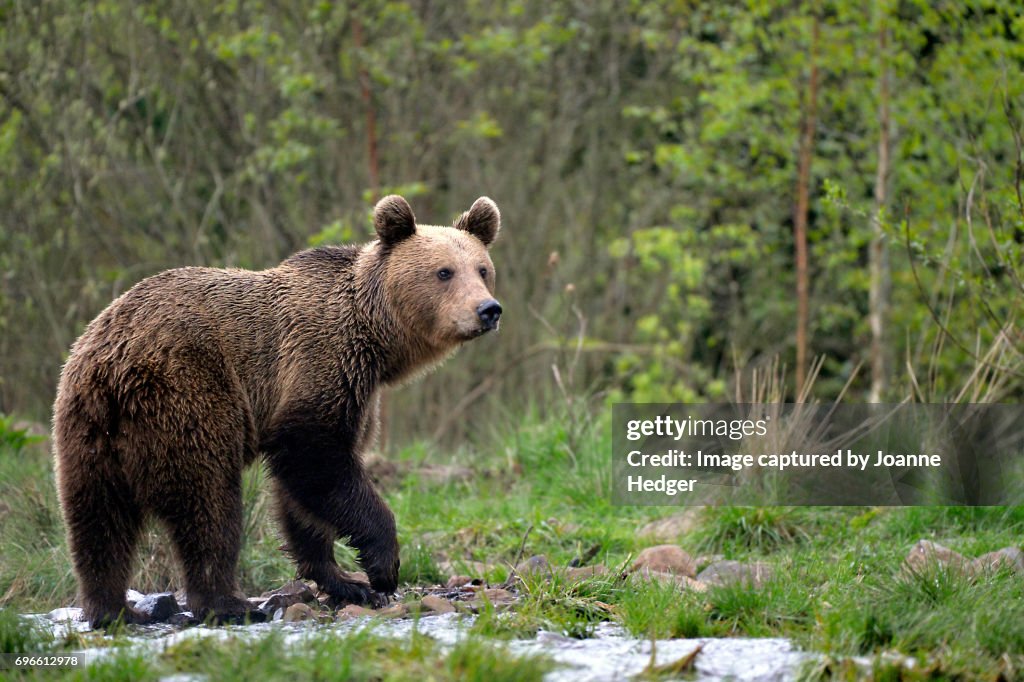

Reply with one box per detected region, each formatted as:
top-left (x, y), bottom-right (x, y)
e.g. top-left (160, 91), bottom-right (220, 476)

top-left (35, 608), bottom-right (814, 681)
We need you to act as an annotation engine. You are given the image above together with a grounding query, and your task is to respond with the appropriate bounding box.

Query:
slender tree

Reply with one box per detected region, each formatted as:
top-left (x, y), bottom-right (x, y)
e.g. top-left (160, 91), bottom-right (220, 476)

top-left (868, 7), bottom-right (892, 403)
top-left (793, 11), bottom-right (820, 396)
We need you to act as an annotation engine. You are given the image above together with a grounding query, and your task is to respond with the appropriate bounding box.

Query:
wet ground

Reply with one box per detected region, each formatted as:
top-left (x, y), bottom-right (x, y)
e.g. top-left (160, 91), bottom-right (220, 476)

top-left (36, 608), bottom-right (812, 681)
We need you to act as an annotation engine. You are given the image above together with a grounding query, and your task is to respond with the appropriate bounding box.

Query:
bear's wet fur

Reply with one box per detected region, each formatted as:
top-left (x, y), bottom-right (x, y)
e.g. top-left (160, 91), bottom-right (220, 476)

top-left (52, 195), bottom-right (501, 628)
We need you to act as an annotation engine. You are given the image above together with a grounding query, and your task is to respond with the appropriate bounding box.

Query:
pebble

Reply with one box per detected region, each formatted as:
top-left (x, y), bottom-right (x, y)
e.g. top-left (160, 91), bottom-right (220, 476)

top-left (904, 540), bottom-right (969, 573)
top-left (282, 603), bottom-right (316, 623)
top-left (697, 560), bottom-right (773, 588)
top-left (473, 588), bottom-right (515, 605)
top-left (376, 603), bottom-right (409, 618)
top-left (631, 567), bottom-right (707, 592)
top-left (971, 547), bottom-right (1024, 575)
top-left (631, 545), bottom-right (697, 578)
top-left (134, 593), bottom-right (180, 622)
top-left (420, 595), bottom-right (455, 614)
top-left (445, 575), bottom-right (474, 588)
top-left (337, 604), bottom-right (376, 619)
top-left (515, 555), bottom-right (550, 577)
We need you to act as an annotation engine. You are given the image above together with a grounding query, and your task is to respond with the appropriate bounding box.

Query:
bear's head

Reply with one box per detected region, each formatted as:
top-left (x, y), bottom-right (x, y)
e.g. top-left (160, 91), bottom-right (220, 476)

top-left (373, 195), bottom-right (502, 352)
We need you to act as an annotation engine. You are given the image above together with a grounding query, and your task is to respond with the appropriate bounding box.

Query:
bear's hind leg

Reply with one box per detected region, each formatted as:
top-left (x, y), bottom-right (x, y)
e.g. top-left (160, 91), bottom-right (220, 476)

top-left (156, 468), bottom-right (265, 623)
top-left (59, 464), bottom-right (147, 628)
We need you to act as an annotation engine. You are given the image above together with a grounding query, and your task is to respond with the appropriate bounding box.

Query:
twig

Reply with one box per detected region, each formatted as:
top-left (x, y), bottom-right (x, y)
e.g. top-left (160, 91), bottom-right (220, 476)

top-left (502, 524), bottom-right (534, 589)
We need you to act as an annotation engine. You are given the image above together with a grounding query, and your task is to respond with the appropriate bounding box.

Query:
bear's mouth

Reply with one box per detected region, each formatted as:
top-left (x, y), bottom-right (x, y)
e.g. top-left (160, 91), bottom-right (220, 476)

top-left (464, 324), bottom-right (497, 340)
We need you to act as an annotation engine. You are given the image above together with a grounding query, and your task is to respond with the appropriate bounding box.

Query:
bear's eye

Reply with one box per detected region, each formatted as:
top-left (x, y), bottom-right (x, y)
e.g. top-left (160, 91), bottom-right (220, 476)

top-left (479, 267), bottom-right (488, 279)
top-left (437, 268), bottom-right (453, 281)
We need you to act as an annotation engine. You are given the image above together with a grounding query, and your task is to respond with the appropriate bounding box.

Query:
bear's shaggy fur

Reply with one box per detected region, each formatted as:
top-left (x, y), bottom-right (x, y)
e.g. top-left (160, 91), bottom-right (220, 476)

top-left (52, 195), bottom-right (502, 627)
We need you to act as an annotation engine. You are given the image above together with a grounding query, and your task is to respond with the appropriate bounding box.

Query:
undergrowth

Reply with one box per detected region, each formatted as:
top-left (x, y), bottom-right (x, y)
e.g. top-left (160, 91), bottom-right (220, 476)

top-left (1, 412), bottom-right (1023, 680)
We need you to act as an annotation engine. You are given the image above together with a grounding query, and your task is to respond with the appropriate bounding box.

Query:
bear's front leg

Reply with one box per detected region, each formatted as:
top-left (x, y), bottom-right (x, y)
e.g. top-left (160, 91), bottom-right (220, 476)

top-left (272, 471), bottom-right (399, 606)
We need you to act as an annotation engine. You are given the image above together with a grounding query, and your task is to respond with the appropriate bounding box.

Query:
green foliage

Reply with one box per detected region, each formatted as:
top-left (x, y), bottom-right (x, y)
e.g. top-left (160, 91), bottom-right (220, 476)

top-left (0, 608), bottom-right (53, 655)
top-left (0, 416), bottom-right (45, 453)
top-left (2, 0), bottom-right (1022, 434)
top-left (694, 506), bottom-right (811, 553)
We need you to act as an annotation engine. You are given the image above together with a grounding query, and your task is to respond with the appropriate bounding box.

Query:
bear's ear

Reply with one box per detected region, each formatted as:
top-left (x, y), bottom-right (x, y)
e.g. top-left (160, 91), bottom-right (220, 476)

top-left (374, 195), bottom-right (417, 246)
top-left (454, 197), bottom-right (500, 247)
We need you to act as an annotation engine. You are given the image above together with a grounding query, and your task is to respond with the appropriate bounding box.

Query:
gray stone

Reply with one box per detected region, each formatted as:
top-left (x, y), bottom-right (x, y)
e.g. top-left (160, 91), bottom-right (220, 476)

top-left (135, 593), bottom-right (180, 622)
top-left (970, 546), bottom-right (1024, 575)
top-left (168, 612), bottom-right (201, 626)
top-left (515, 554), bottom-right (550, 577)
top-left (697, 560), bottom-right (773, 588)
top-left (904, 540), bottom-right (969, 573)
top-left (258, 580), bottom-right (317, 614)
top-left (46, 607), bottom-right (83, 622)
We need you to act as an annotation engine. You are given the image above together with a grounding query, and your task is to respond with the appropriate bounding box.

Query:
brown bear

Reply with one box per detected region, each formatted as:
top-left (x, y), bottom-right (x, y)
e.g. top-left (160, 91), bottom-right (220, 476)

top-left (52, 195), bottom-right (502, 628)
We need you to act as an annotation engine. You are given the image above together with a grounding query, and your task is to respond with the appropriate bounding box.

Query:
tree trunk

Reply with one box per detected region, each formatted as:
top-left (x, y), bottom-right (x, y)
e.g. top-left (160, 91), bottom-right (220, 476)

top-left (793, 14), bottom-right (820, 397)
top-left (352, 18), bottom-right (380, 200)
top-left (868, 17), bottom-right (892, 403)
top-left (353, 16), bottom-right (388, 452)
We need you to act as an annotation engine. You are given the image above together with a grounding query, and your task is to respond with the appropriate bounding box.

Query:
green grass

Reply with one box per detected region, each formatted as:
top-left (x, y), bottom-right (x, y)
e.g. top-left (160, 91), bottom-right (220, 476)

top-left (0, 625), bottom-right (556, 681)
top-left (2, 412), bottom-right (1024, 680)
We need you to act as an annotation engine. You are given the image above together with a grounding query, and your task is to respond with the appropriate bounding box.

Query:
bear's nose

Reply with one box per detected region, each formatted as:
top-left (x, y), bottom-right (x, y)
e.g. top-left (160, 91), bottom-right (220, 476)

top-left (476, 299), bottom-right (502, 330)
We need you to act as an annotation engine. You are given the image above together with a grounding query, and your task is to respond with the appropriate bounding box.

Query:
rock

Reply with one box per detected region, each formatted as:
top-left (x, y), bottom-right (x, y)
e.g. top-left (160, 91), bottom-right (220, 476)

top-left (904, 540), bottom-right (969, 574)
top-left (420, 595), bottom-right (455, 614)
top-left (282, 603), bottom-right (316, 623)
top-left (47, 607), bottom-right (83, 622)
top-left (631, 567), bottom-right (707, 592)
top-left (472, 588), bottom-right (515, 605)
top-left (259, 593), bottom-right (301, 614)
top-left (259, 580), bottom-right (316, 601)
top-left (125, 589), bottom-right (146, 605)
top-left (258, 580), bottom-right (317, 614)
top-left (135, 593), bottom-right (180, 622)
top-left (515, 555), bottom-right (550, 577)
top-left (337, 604), bottom-right (376, 620)
top-left (695, 554), bottom-right (725, 571)
top-left (446, 575), bottom-right (475, 589)
top-left (565, 565), bottom-right (609, 581)
top-left (637, 509), bottom-right (702, 542)
top-left (697, 560), bottom-right (773, 588)
top-left (376, 603), bottom-right (408, 618)
top-left (168, 612), bottom-right (201, 626)
top-left (970, 547), bottom-right (1024, 575)
top-left (630, 545), bottom-right (697, 578)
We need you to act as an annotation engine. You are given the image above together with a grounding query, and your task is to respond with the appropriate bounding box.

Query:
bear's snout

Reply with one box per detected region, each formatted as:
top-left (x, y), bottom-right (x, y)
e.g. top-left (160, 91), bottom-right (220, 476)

top-left (476, 299), bottom-right (502, 331)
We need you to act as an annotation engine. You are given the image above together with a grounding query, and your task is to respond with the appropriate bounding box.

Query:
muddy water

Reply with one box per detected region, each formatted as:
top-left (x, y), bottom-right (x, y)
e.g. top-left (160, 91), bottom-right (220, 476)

top-left (36, 609), bottom-right (812, 681)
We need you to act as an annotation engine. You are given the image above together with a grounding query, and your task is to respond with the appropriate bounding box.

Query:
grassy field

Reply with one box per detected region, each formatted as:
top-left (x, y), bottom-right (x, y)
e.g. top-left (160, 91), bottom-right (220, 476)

top-left (1, 410), bottom-right (1023, 680)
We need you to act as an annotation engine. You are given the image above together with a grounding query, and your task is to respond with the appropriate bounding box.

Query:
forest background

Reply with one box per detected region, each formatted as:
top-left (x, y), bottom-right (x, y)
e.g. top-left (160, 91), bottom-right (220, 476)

top-left (1, 0), bottom-right (1022, 447)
